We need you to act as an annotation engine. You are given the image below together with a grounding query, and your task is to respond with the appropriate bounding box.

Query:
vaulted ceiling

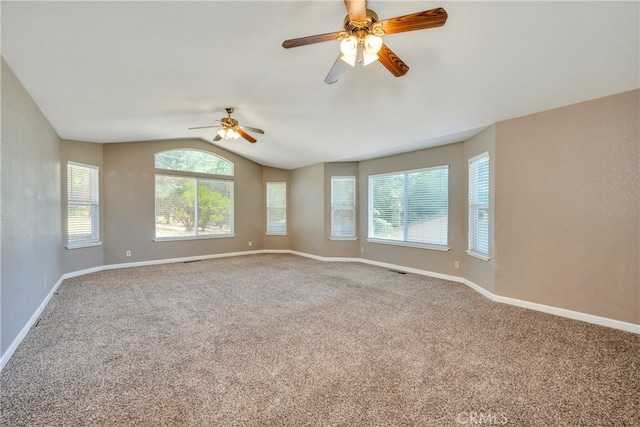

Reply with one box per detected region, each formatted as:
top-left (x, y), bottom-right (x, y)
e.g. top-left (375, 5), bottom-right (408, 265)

top-left (2, 1), bottom-right (638, 170)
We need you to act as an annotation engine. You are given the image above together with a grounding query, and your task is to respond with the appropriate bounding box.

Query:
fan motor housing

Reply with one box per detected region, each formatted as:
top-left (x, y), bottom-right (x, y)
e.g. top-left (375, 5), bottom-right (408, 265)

top-left (221, 117), bottom-right (238, 127)
top-left (343, 9), bottom-right (379, 33)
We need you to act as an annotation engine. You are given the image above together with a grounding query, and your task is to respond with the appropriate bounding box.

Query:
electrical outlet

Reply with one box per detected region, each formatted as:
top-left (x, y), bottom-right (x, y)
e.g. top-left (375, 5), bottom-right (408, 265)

top-left (44, 276), bottom-right (47, 287)
top-left (126, 250), bottom-right (132, 257)
top-left (454, 261), bottom-right (460, 269)
top-left (248, 241), bottom-right (252, 247)
top-left (361, 247), bottom-right (365, 254)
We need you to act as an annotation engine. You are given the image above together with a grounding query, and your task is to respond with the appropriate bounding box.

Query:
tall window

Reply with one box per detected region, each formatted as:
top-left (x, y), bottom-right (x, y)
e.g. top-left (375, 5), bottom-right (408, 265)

top-left (368, 166), bottom-right (449, 249)
top-left (154, 149), bottom-right (234, 240)
top-left (331, 176), bottom-right (356, 239)
top-left (468, 152), bottom-right (490, 258)
top-left (266, 182), bottom-right (287, 234)
top-left (67, 162), bottom-right (100, 248)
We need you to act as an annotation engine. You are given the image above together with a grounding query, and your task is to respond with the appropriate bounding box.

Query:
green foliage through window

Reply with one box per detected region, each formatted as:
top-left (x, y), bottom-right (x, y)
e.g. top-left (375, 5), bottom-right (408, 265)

top-left (154, 149), bottom-right (234, 239)
top-left (155, 149), bottom-right (233, 176)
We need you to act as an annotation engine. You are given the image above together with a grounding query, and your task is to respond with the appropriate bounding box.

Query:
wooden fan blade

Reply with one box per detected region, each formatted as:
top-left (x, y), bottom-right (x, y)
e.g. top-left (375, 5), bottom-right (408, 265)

top-left (377, 8), bottom-right (448, 35)
top-left (189, 125), bottom-right (220, 130)
top-left (282, 31), bottom-right (342, 48)
top-left (213, 134), bottom-right (222, 141)
top-left (377, 44), bottom-right (409, 77)
top-left (238, 125), bottom-right (264, 134)
top-left (344, 0), bottom-right (367, 23)
top-left (236, 128), bottom-right (257, 143)
top-left (325, 54), bottom-right (348, 84)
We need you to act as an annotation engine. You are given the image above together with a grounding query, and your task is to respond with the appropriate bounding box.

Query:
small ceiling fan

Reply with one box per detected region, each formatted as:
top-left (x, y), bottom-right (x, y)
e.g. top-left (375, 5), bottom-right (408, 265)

top-left (189, 107), bottom-right (264, 143)
top-left (282, 0), bottom-right (447, 84)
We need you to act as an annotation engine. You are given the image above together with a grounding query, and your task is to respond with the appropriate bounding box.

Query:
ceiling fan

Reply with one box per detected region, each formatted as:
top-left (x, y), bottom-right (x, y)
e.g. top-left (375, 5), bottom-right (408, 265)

top-left (189, 107), bottom-right (264, 143)
top-left (282, 0), bottom-right (447, 84)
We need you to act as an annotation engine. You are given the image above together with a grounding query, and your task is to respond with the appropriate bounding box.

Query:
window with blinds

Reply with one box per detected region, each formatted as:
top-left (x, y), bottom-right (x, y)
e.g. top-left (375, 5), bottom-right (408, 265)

top-left (154, 149), bottom-right (234, 240)
top-left (67, 162), bottom-right (100, 248)
top-left (266, 182), bottom-right (287, 234)
top-left (331, 176), bottom-right (356, 239)
top-left (368, 166), bottom-right (448, 249)
top-left (468, 152), bottom-right (490, 258)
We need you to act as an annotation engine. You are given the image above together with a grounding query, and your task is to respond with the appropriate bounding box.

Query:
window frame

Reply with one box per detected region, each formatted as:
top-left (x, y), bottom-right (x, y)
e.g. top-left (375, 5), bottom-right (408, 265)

top-left (66, 161), bottom-right (101, 249)
top-left (154, 149), bottom-right (235, 241)
top-left (330, 176), bottom-right (357, 240)
top-left (266, 181), bottom-right (287, 236)
top-left (467, 152), bottom-right (490, 260)
top-left (367, 165), bottom-right (449, 251)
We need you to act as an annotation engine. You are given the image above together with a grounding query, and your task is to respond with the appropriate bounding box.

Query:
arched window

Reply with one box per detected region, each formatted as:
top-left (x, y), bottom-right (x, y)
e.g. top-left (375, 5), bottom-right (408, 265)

top-left (154, 149), bottom-right (234, 240)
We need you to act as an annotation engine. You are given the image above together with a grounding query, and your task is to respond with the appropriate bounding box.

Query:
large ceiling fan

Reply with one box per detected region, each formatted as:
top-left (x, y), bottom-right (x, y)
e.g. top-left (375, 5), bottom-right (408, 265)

top-left (189, 108), bottom-right (264, 143)
top-left (282, 1), bottom-right (447, 84)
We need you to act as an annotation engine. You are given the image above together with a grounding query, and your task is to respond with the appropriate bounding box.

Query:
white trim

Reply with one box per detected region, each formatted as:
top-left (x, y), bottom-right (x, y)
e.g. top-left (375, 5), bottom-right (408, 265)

top-left (3, 250), bottom-right (637, 372)
top-left (359, 258), bottom-right (463, 283)
top-left (103, 250), bottom-right (265, 271)
top-left (367, 238), bottom-right (450, 252)
top-left (368, 164), bottom-right (449, 179)
top-left (466, 250), bottom-right (490, 261)
top-left (153, 234), bottom-right (236, 242)
top-left (462, 278), bottom-right (496, 301)
top-left (66, 241), bottom-right (103, 250)
top-left (290, 250), bottom-right (360, 263)
top-left (494, 294), bottom-right (640, 334)
top-left (468, 151), bottom-right (489, 164)
top-left (462, 279), bottom-right (639, 334)
top-left (0, 275), bottom-right (65, 371)
top-left (329, 237), bottom-right (358, 241)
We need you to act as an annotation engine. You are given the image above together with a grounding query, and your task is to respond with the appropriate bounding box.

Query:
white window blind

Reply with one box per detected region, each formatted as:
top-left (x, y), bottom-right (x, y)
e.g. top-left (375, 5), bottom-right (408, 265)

top-left (266, 182), bottom-right (287, 234)
top-left (369, 166), bottom-right (448, 248)
top-left (331, 176), bottom-right (356, 238)
top-left (67, 162), bottom-right (99, 247)
top-left (468, 152), bottom-right (490, 257)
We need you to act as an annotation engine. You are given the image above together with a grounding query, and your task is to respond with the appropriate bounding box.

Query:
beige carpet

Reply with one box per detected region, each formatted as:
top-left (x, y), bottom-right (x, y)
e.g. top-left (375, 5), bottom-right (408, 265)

top-left (1, 254), bottom-right (638, 426)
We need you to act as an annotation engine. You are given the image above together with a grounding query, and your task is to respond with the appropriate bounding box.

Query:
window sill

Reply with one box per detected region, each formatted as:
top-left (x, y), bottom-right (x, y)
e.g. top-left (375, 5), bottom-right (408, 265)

top-left (329, 237), bottom-right (358, 241)
top-left (66, 241), bottom-right (102, 250)
top-left (367, 238), bottom-right (449, 252)
top-left (466, 250), bottom-right (490, 261)
top-left (266, 233), bottom-right (288, 236)
top-left (154, 234), bottom-right (235, 242)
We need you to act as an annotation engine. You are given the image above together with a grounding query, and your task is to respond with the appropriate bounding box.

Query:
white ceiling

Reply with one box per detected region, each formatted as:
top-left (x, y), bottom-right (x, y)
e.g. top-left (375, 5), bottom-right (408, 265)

top-left (2, 1), bottom-right (638, 170)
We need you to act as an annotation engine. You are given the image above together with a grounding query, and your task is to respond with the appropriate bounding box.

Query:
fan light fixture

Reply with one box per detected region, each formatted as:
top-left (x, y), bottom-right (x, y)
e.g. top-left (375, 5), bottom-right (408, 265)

top-left (340, 33), bottom-right (382, 67)
top-left (217, 128), bottom-right (240, 140)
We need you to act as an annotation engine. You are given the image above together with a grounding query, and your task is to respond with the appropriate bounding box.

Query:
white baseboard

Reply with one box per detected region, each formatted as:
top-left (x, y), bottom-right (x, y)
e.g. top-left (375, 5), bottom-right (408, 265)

top-left (0, 275), bottom-right (65, 371)
top-left (493, 293), bottom-right (640, 334)
top-left (3, 249), bottom-right (638, 372)
top-left (293, 251), bottom-right (639, 334)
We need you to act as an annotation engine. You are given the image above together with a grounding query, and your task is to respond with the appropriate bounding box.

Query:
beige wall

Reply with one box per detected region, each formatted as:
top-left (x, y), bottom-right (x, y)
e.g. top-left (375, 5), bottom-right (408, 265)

top-left (60, 139), bottom-right (104, 273)
top-left (102, 139), bottom-right (264, 265)
top-left (358, 142), bottom-right (467, 276)
top-left (464, 126), bottom-right (496, 293)
top-left (263, 166), bottom-right (290, 251)
top-left (495, 90), bottom-right (639, 324)
top-left (3, 53), bottom-right (638, 366)
top-left (290, 163), bottom-right (325, 256)
top-left (1, 58), bottom-right (63, 357)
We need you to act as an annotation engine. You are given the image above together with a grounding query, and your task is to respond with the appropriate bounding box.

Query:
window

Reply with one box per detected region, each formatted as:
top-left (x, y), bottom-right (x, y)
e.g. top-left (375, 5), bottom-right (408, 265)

top-left (67, 162), bottom-right (100, 248)
top-left (468, 152), bottom-right (490, 259)
top-left (266, 182), bottom-right (287, 234)
top-left (331, 176), bottom-right (356, 239)
top-left (368, 165), bottom-right (448, 250)
top-left (154, 149), bottom-right (234, 240)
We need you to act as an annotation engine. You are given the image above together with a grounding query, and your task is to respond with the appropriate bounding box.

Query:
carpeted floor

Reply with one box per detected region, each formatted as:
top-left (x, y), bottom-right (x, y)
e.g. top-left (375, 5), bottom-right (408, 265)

top-left (1, 254), bottom-right (639, 426)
